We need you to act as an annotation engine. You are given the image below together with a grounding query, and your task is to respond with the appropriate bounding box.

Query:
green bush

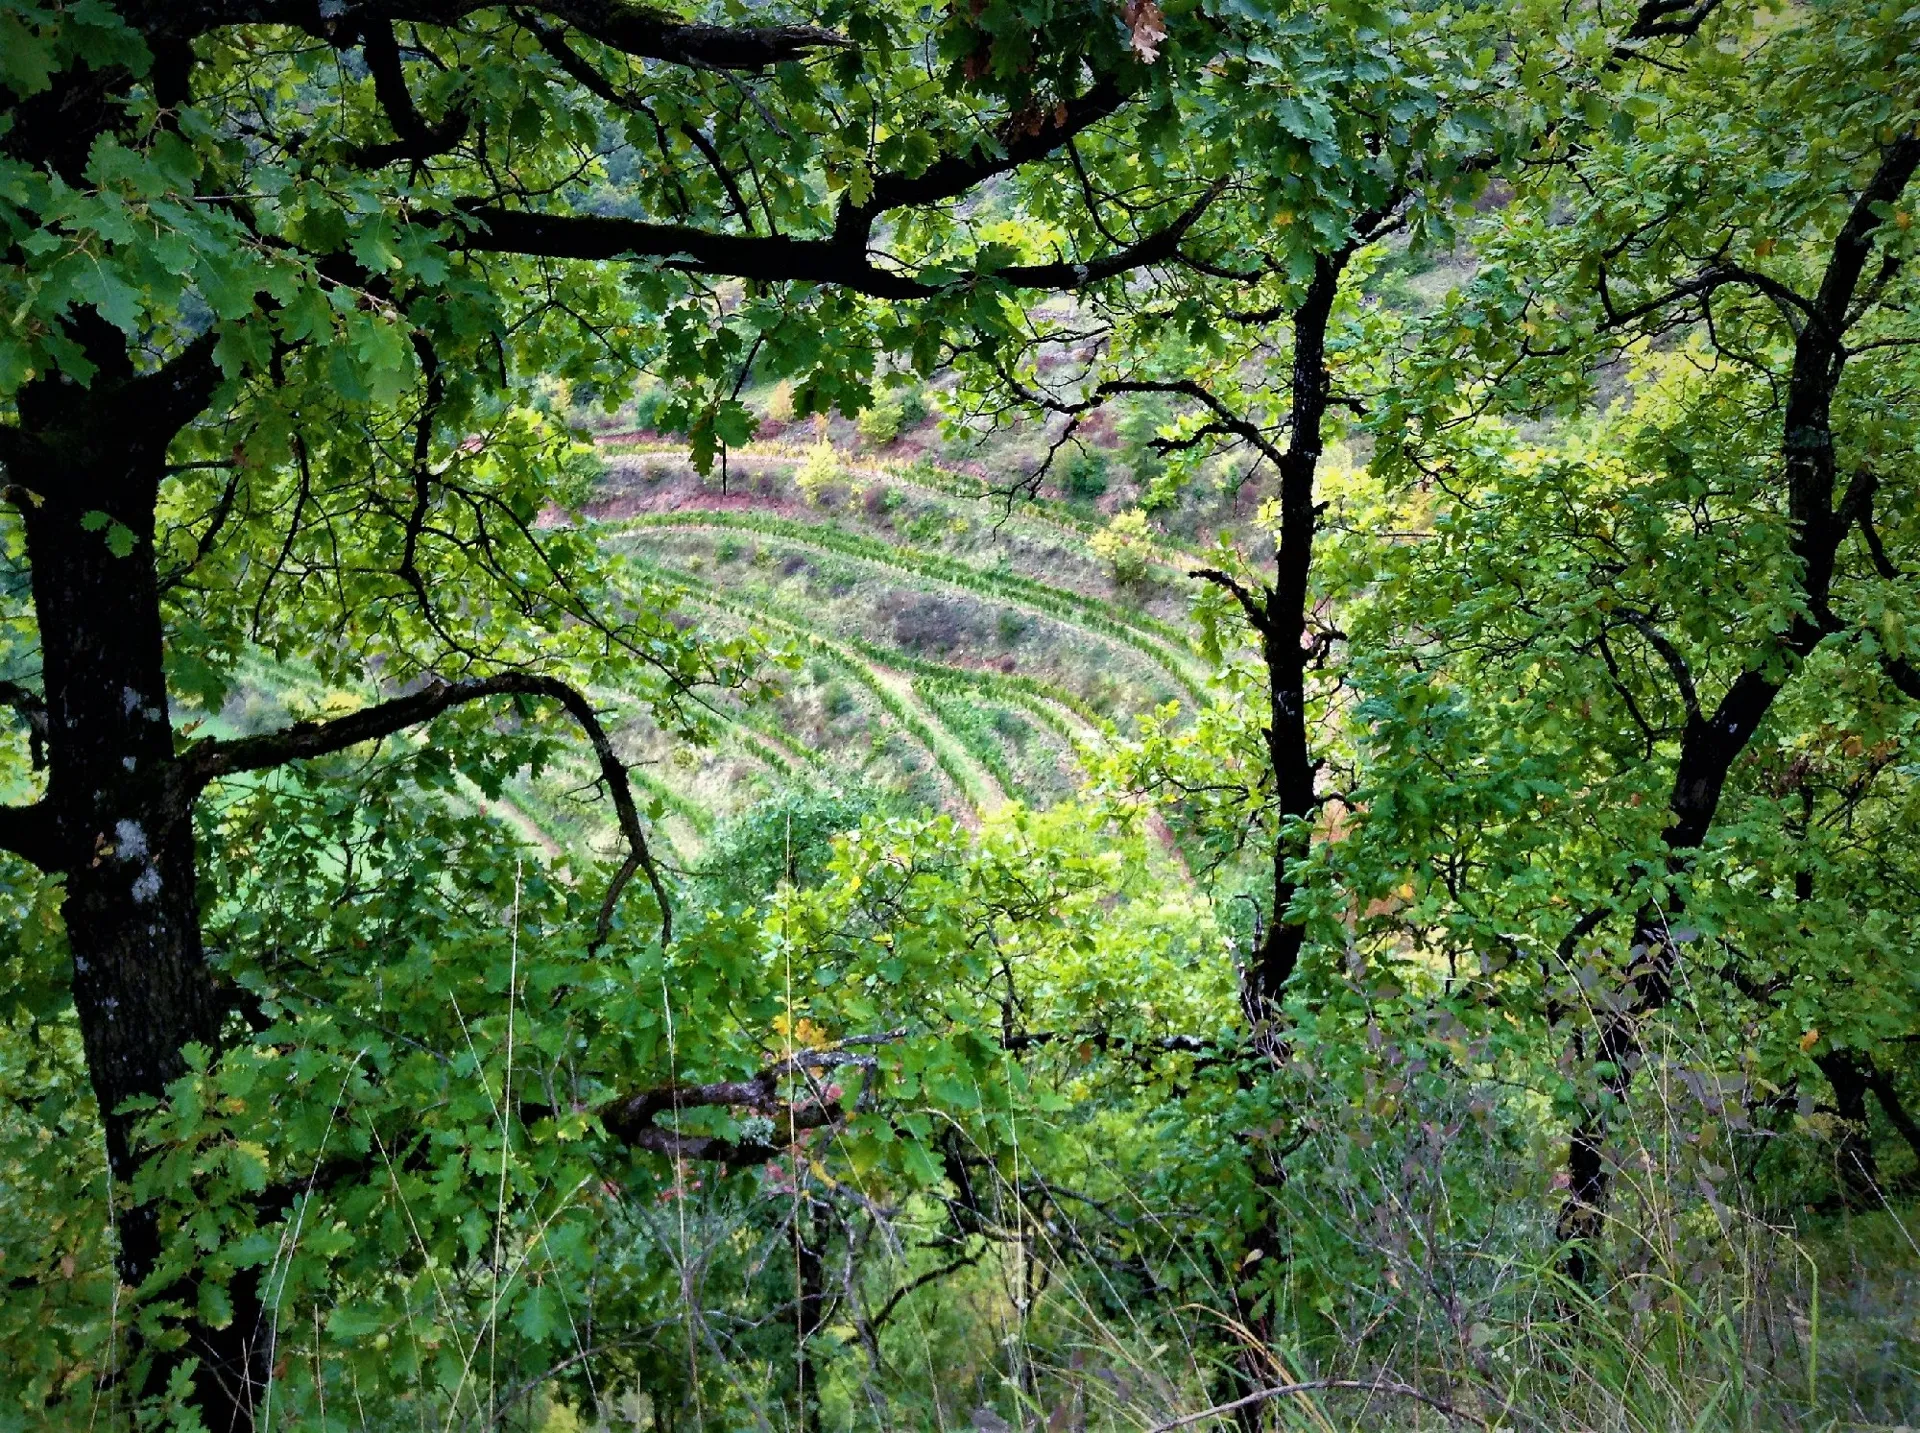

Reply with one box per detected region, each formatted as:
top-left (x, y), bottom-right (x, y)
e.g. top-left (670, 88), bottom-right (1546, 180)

top-left (693, 788), bottom-right (882, 905)
top-left (1115, 393), bottom-right (1171, 486)
top-left (1091, 509), bottom-right (1155, 585)
top-left (632, 383), bottom-right (678, 432)
top-left (796, 440), bottom-right (840, 504)
top-left (856, 391), bottom-right (906, 445)
top-left (1059, 445), bottom-right (1110, 498)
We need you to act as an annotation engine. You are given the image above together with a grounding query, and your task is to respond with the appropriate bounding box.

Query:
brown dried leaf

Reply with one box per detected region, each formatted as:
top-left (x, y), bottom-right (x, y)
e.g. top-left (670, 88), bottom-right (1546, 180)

top-left (1121, 0), bottom-right (1167, 61)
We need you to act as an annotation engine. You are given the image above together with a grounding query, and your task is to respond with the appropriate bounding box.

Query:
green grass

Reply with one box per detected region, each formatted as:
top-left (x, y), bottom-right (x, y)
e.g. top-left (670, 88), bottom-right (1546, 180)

top-left (596, 438), bottom-right (1206, 568)
top-left (603, 510), bottom-right (1212, 702)
top-left (624, 561), bottom-right (1001, 810)
top-left (617, 547), bottom-right (1132, 813)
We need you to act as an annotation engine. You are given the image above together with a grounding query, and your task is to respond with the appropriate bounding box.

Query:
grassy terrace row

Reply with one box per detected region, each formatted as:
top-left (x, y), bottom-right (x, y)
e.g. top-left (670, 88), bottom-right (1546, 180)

top-left (636, 571), bottom-right (997, 808)
top-left (606, 504), bottom-right (1193, 647)
top-left (622, 546), bottom-right (1113, 749)
top-left (603, 511), bottom-right (1210, 703)
top-left (504, 751), bottom-right (717, 873)
top-left (864, 647), bottom-right (1099, 746)
top-left (596, 438), bottom-right (1205, 569)
top-left (620, 558), bottom-right (1005, 811)
top-left (911, 680), bottom-right (1077, 809)
top-left (786, 638), bottom-right (1000, 812)
top-left (651, 553), bottom-right (1114, 743)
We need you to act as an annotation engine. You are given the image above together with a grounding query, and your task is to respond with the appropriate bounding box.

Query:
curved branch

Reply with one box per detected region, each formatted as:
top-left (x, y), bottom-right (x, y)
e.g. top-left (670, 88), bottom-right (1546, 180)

top-left (161, 1), bottom-right (850, 71)
top-left (1622, 613), bottom-right (1702, 727)
top-left (1191, 567), bottom-right (1273, 635)
top-left (535, 1), bottom-right (851, 69)
top-left (456, 206), bottom-right (930, 298)
top-left (182, 671), bottom-right (671, 948)
top-left (867, 1248), bottom-right (983, 1330)
top-left (0, 801), bottom-right (59, 872)
top-left (834, 76), bottom-right (1131, 248)
top-left (455, 179), bottom-right (1222, 300)
top-left (598, 1044), bottom-right (890, 1165)
top-left (346, 17), bottom-right (470, 167)
top-left (1597, 262), bottom-right (1815, 334)
top-left (1877, 648), bottom-right (1920, 702)
top-left (996, 180), bottom-right (1225, 291)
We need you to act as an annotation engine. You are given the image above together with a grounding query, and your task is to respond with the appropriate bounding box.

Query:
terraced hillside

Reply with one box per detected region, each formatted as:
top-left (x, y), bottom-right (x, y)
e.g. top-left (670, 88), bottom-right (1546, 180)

top-left (564, 436), bottom-right (1208, 866)
top-left (189, 426), bottom-right (1211, 876)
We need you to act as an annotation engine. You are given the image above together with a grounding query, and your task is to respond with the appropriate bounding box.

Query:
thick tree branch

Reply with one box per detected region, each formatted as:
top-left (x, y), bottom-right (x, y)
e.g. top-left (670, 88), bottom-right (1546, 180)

top-left (998, 182), bottom-right (1224, 291)
top-left (1810, 131), bottom-right (1920, 336)
top-left (1191, 567), bottom-right (1273, 635)
top-left (0, 800), bottom-right (59, 871)
top-left (456, 180), bottom-right (1220, 300)
top-left (1622, 613), bottom-right (1702, 727)
top-left (1877, 648), bottom-right (1920, 701)
top-left (598, 1044), bottom-right (888, 1165)
top-left (456, 206), bottom-right (931, 297)
top-left (1604, 0), bottom-right (1725, 70)
top-left (530, 0), bottom-right (851, 69)
top-left (1598, 262), bottom-right (1816, 334)
top-left (183, 672), bottom-right (671, 948)
top-left (151, 0), bottom-right (850, 69)
top-left (346, 17), bottom-right (470, 166)
top-left (834, 77), bottom-right (1131, 248)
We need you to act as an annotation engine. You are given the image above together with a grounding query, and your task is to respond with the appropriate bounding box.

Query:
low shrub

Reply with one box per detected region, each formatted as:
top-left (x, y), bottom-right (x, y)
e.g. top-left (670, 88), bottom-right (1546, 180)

top-left (856, 391), bottom-right (908, 445)
top-left (1091, 509), bottom-right (1155, 585)
top-left (1059, 445), bottom-right (1110, 499)
top-left (633, 383), bottom-right (677, 432)
top-left (796, 441), bottom-right (840, 505)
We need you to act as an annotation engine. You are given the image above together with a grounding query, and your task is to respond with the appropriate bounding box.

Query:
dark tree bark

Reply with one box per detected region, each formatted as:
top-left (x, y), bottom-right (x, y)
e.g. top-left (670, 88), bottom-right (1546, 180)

top-left (795, 1201), bottom-right (827, 1433)
top-left (1247, 256), bottom-right (1342, 1013)
top-left (1168, 247), bottom-right (1362, 1433)
top-left (6, 324), bottom-right (271, 1426)
top-left (1813, 1050), bottom-right (1881, 1208)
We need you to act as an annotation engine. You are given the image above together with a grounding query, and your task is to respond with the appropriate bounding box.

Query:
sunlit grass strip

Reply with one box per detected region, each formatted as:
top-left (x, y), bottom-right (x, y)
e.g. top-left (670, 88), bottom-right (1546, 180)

top-left (580, 680), bottom-right (807, 780)
top-left (606, 513), bottom-right (1210, 704)
top-left (865, 651), bottom-right (1102, 742)
top-left (912, 679), bottom-right (1074, 807)
top-left (627, 764), bottom-right (716, 838)
top-left (622, 558), bottom-right (1000, 810)
top-left (507, 750), bottom-right (714, 867)
top-left (784, 634), bottom-right (997, 811)
top-left (596, 437), bottom-right (1205, 566)
top-left (608, 506), bottom-right (1195, 649)
top-left (718, 720), bottom-right (798, 777)
top-left (627, 547), bottom-right (1117, 748)
top-left (627, 546), bottom-right (1116, 746)
top-left (492, 777), bottom-right (583, 856)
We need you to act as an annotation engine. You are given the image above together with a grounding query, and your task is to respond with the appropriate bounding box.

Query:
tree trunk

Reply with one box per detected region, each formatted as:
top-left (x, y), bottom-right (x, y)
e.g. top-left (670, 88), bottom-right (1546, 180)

top-left (1814, 1050), bottom-right (1880, 1209)
top-left (1243, 255), bottom-right (1341, 1019)
top-left (1553, 133), bottom-right (1920, 1266)
top-left (795, 1199), bottom-right (826, 1433)
top-left (1220, 253), bottom-right (1348, 1433)
top-left (19, 445), bottom-right (265, 1427)
top-left (1864, 1061), bottom-right (1920, 1176)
